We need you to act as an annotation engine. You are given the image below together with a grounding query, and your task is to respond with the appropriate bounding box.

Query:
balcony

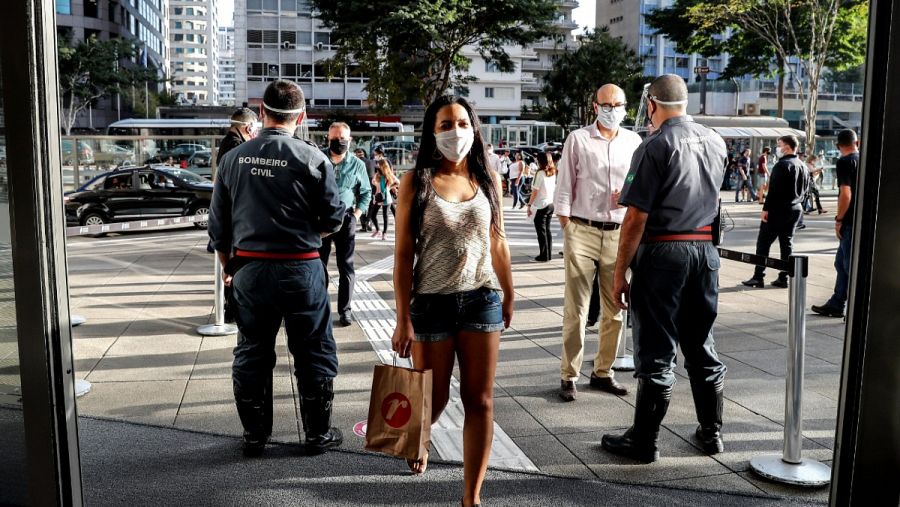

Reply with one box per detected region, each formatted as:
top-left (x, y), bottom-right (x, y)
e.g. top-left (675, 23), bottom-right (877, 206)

top-left (558, 0), bottom-right (579, 9)
top-left (522, 59), bottom-right (553, 72)
top-left (522, 82), bottom-right (543, 93)
top-left (529, 39), bottom-right (577, 51)
top-left (554, 19), bottom-right (580, 31)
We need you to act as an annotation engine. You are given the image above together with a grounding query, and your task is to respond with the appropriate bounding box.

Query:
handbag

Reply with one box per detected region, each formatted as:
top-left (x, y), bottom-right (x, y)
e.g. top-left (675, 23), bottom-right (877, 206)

top-left (365, 357), bottom-right (433, 460)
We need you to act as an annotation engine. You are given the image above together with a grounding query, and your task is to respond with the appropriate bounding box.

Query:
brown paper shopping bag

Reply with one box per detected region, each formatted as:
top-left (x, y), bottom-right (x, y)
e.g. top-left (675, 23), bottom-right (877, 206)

top-left (365, 362), bottom-right (433, 460)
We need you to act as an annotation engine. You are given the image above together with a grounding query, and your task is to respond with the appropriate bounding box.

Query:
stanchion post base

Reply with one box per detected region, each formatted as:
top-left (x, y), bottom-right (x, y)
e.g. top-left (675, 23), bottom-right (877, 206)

top-left (612, 355), bottom-right (635, 372)
top-left (71, 315), bottom-right (87, 327)
top-left (750, 455), bottom-right (831, 487)
top-left (197, 324), bottom-right (238, 336)
top-left (75, 379), bottom-right (92, 398)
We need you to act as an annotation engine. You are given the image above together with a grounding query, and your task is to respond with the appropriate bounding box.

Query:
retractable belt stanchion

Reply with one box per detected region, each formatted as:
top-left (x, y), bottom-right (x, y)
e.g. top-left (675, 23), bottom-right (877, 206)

top-left (750, 255), bottom-right (831, 487)
top-left (197, 255), bottom-right (238, 336)
top-left (612, 308), bottom-right (635, 372)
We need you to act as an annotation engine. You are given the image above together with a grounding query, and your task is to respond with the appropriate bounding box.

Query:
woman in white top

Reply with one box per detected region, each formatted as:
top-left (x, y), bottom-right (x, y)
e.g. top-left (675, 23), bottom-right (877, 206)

top-left (391, 95), bottom-right (514, 507)
top-left (527, 152), bottom-right (558, 262)
top-left (508, 151), bottom-right (525, 209)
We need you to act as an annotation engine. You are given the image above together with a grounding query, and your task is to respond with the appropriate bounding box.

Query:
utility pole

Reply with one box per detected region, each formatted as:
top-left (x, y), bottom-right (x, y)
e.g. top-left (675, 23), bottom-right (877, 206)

top-left (695, 66), bottom-right (710, 115)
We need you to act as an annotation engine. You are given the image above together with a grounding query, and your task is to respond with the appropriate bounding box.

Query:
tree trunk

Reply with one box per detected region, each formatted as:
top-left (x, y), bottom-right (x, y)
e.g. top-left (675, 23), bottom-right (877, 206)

top-left (777, 55), bottom-right (785, 118)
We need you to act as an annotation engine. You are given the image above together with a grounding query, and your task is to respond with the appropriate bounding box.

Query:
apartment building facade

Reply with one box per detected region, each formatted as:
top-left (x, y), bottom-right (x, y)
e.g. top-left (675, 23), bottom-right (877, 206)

top-left (218, 25), bottom-right (236, 106)
top-left (169, 0), bottom-right (219, 105)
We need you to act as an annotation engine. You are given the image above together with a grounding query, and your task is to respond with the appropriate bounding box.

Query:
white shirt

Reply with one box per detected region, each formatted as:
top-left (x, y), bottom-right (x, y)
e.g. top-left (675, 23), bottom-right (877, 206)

top-left (531, 170), bottom-right (556, 210)
top-left (554, 123), bottom-right (643, 224)
top-left (486, 151), bottom-right (501, 173)
top-left (508, 160), bottom-right (523, 179)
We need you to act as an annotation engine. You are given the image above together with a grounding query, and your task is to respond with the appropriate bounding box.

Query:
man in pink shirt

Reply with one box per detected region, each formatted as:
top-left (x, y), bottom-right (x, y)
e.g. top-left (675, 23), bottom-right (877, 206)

top-left (555, 84), bottom-right (643, 401)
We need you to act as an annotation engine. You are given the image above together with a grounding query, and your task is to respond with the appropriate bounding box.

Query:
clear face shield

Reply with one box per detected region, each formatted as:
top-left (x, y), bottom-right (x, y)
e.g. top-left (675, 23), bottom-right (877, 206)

top-left (634, 83), bottom-right (688, 134)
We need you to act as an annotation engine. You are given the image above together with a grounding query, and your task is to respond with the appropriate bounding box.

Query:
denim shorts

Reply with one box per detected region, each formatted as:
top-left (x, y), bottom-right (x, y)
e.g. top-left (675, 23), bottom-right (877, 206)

top-left (410, 287), bottom-right (504, 342)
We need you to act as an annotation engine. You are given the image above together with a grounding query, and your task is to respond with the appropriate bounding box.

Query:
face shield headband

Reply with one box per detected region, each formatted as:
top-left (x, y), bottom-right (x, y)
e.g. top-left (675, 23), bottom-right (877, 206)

top-left (263, 102), bottom-right (305, 115)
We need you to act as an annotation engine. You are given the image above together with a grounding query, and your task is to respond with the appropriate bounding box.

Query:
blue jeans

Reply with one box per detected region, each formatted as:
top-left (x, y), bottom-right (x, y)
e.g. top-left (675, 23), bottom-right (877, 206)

top-left (630, 241), bottom-right (727, 389)
top-left (510, 178), bottom-right (522, 207)
top-left (826, 223), bottom-right (853, 310)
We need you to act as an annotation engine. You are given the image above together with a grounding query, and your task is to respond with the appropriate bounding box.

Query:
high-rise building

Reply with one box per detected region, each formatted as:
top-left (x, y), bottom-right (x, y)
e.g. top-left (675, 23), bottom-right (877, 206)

top-left (169, 0), bottom-right (219, 105)
top-left (55, 0), bottom-right (169, 129)
top-left (218, 26), bottom-right (236, 106)
top-left (596, 0), bottom-right (727, 82)
top-left (520, 0), bottom-right (581, 110)
top-left (234, 0), bottom-right (368, 113)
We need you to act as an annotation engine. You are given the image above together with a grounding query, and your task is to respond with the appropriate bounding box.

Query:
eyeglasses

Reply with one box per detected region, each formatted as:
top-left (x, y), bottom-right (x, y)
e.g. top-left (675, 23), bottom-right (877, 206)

top-left (597, 103), bottom-right (627, 112)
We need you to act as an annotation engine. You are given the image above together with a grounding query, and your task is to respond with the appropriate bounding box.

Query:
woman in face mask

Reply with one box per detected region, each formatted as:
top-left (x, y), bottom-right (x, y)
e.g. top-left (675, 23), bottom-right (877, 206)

top-left (390, 95), bottom-right (514, 507)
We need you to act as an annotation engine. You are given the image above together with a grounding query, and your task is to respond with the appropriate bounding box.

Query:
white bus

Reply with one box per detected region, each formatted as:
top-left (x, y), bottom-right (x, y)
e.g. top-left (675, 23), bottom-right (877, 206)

top-left (107, 118), bottom-right (410, 137)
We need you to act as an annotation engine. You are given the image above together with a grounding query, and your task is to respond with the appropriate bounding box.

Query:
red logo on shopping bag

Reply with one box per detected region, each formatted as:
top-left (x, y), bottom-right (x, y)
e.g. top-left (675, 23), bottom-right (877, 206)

top-left (381, 392), bottom-right (412, 428)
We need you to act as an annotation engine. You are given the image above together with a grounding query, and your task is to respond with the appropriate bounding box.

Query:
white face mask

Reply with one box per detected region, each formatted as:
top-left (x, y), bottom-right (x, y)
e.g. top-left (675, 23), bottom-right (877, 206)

top-left (596, 106), bottom-right (627, 130)
top-left (776, 147), bottom-right (784, 158)
top-left (435, 127), bottom-right (475, 163)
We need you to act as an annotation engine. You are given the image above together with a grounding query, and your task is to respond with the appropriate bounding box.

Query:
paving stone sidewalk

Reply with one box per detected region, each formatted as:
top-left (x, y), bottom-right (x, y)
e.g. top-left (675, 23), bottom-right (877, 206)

top-left (67, 196), bottom-right (844, 503)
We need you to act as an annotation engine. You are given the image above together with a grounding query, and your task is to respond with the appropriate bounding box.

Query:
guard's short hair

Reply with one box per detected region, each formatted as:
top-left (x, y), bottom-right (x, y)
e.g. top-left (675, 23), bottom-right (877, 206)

top-left (779, 135), bottom-right (799, 151)
top-left (262, 79), bottom-right (305, 124)
top-left (329, 121), bottom-right (351, 135)
top-left (837, 129), bottom-right (858, 147)
top-left (230, 107), bottom-right (257, 125)
top-left (648, 74), bottom-right (688, 109)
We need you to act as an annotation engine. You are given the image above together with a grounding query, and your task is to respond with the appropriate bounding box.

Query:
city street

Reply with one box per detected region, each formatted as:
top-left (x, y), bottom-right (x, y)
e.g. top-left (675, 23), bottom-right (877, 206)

top-left (68, 195), bottom-right (844, 504)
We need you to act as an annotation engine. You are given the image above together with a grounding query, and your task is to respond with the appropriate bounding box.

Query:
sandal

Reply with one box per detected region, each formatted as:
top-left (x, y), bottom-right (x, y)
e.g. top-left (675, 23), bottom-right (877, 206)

top-left (406, 451), bottom-right (429, 476)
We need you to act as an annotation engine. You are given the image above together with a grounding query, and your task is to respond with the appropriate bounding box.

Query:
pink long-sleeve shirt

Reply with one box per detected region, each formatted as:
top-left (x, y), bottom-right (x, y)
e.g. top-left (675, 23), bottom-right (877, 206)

top-left (554, 123), bottom-right (643, 224)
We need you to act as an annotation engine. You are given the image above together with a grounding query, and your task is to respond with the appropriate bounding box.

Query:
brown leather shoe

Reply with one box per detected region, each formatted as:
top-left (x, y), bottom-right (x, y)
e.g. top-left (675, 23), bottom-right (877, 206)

top-left (590, 375), bottom-right (629, 396)
top-left (559, 380), bottom-right (577, 402)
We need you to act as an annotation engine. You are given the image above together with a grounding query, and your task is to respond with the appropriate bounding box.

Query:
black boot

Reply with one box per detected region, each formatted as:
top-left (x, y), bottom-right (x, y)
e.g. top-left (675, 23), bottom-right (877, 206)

top-left (691, 378), bottom-right (725, 454)
top-left (299, 378), bottom-right (344, 455)
top-left (235, 395), bottom-right (268, 457)
top-left (601, 379), bottom-right (671, 463)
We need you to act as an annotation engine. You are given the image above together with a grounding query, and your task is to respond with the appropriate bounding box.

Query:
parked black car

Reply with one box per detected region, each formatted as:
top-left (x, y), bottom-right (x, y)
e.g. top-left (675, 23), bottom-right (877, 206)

top-left (65, 165), bottom-right (213, 229)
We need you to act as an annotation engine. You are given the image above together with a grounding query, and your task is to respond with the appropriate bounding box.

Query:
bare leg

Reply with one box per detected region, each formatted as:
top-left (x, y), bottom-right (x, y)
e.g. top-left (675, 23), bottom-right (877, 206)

top-left (456, 330), bottom-right (501, 507)
top-left (409, 339), bottom-right (455, 474)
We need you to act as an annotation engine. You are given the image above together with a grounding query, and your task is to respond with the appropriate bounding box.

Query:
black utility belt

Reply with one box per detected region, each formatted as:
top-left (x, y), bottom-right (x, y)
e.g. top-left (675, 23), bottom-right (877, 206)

top-left (571, 217), bottom-right (620, 231)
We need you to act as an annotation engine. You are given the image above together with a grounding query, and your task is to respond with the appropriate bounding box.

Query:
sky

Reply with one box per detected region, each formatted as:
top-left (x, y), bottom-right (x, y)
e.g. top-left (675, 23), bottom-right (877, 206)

top-left (218, 0), bottom-right (596, 33)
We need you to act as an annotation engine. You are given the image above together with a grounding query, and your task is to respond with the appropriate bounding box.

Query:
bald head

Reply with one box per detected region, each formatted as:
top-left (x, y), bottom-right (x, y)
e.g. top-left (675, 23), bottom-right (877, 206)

top-left (595, 84), bottom-right (626, 105)
top-left (648, 74), bottom-right (688, 110)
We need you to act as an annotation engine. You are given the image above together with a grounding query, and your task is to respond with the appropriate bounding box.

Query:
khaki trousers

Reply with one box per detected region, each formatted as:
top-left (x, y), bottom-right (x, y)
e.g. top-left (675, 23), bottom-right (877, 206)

top-left (560, 221), bottom-right (623, 381)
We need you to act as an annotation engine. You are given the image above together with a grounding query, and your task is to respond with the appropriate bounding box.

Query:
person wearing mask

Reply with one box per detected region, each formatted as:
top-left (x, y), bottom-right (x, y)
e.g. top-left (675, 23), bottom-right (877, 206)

top-left (508, 152), bottom-right (525, 209)
top-left (741, 135), bottom-right (810, 289)
top-left (370, 158), bottom-right (399, 240)
top-left (355, 148), bottom-right (377, 232)
top-left (756, 147), bottom-right (770, 204)
top-left (391, 95), bottom-right (513, 507)
top-left (527, 152), bottom-right (557, 262)
top-left (219, 108), bottom-right (259, 161)
top-left (318, 122), bottom-right (372, 327)
top-left (498, 149), bottom-right (511, 196)
top-left (554, 83), bottom-right (642, 402)
top-left (803, 154), bottom-right (827, 215)
top-left (208, 80), bottom-right (345, 457)
top-left (604, 74), bottom-right (728, 463)
top-left (812, 129), bottom-right (859, 318)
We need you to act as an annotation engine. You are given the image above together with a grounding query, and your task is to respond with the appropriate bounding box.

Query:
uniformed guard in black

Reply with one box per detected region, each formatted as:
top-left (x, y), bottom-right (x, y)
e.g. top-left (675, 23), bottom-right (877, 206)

top-left (742, 135), bottom-right (810, 289)
top-left (209, 80), bottom-right (346, 457)
top-left (602, 75), bottom-right (729, 463)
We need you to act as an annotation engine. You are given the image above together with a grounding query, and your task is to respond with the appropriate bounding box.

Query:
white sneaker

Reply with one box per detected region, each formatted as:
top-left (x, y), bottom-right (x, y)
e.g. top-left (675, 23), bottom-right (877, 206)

top-left (382, 233), bottom-right (389, 241)
top-left (371, 230), bottom-right (380, 238)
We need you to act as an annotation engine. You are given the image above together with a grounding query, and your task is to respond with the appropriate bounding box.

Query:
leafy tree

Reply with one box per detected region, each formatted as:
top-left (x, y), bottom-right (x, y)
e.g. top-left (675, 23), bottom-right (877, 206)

top-left (645, 0), bottom-right (868, 123)
top-left (57, 35), bottom-right (158, 134)
top-left (309, 0), bottom-right (559, 114)
top-left (538, 28), bottom-right (643, 130)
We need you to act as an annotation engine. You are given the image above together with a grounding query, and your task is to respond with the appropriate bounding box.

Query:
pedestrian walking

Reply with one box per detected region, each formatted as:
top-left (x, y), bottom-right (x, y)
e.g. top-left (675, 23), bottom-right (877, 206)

top-left (735, 149), bottom-right (752, 202)
top-left (804, 154), bottom-right (827, 214)
top-left (554, 83), bottom-right (642, 402)
top-left (370, 158), bottom-right (399, 240)
top-left (208, 80), bottom-right (346, 457)
top-left (355, 148), bottom-right (377, 232)
top-left (812, 129), bottom-right (860, 318)
top-left (756, 147), bottom-right (770, 204)
top-left (509, 152), bottom-right (525, 209)
top-left (391, 95), bottom-right (513, 507)
top-left (741, 135), bottom-right (810, 289)
top-left (526, 152), bottom-right (557, 262)
top-left (319, 122), bottom-right (372, 327)
top-left (603, 74), bottom-right (728, 463)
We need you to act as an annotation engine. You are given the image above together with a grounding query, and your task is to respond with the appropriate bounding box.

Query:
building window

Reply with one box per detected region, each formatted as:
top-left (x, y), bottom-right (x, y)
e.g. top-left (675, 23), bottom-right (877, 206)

top-left (186, 8), bottom-right (194, 15)
top-left (174, 7), bottom-right (182, 15)
top-left (485, 87), bottom-right (494, 98)
top-left (610, 16), bottom-right (624, 24)
top-left (56, 0), bottom-right (72, 14)
top-left (174, 21), bottom-right (182, 29)
top-left (485, 61), bottom-right (500, 73)
top-left (84, 0), bottom-right (99, 17)
top-left (174, 34), bottom-right (183, 41)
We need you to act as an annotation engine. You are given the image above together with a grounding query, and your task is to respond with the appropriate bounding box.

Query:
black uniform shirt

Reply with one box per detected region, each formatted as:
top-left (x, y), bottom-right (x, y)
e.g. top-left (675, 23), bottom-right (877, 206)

top-left (763, 154), bottom-right (809, 213)
top-left (218, 129), bottom-right (246, 160)
top-left (209, 127), bottom-right (345, 254)
top-left (619, 116), bottom-right (727, 234)
top-left (836, 152), bottom-right (859, 223)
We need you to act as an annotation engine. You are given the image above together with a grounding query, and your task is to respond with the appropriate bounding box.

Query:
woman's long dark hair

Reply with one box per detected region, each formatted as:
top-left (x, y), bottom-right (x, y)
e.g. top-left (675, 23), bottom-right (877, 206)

top-left (410, 95), bottom-right (502, 240)
top-left (536, 152), bottom-right (557, 177)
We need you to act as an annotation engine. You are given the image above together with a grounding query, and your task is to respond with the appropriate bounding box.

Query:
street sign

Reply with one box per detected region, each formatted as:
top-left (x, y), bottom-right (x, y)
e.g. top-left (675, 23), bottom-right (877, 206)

top-left (695, 66), bottom-right (710, 75)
